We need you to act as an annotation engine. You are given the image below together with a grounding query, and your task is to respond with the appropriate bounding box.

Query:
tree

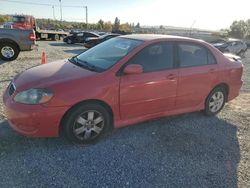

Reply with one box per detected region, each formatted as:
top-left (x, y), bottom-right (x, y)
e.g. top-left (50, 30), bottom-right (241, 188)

top-left (113, 17), bottom-right (120, 32)
top-left (0, 17), bottom-right (5, 24)
top-left (97, 19), bottom-right (104, 30)
top-left (103, 21), bottom-right (112, 32)
top-left (119, 23), bottom-right (131, 32)
top-left (228, 20), bottom-right (248, 39)
top-left (135, 22), bottom-right (140, 28)
top-left (0, 15), bottom-right (11, 24)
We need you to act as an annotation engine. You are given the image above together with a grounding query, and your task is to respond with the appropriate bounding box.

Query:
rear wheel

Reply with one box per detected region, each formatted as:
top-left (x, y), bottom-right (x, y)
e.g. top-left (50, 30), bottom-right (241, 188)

top-left (0, 43), bottom-right (20, 61)
top-left (67, 38), bottom-right (73, 44)
top-left (52, 34), bottom-right (60, 41)
top-left (62, 103), bottom-right (111, 143)
top-left (204, 87), bottom-right (226, 116)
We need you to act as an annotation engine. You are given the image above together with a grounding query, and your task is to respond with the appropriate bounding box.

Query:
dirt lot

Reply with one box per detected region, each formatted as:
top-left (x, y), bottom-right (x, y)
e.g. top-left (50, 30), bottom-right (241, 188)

top-left (0, 41), bottom-right (249, 187)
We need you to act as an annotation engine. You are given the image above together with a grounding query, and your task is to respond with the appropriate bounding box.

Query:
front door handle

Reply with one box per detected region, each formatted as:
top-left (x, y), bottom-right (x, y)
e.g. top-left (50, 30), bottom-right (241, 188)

top-left (209, 68), bottom-right (215, 73)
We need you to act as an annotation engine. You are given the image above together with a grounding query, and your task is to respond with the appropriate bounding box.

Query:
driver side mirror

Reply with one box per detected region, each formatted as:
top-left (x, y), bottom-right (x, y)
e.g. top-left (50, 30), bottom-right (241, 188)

top-left (123, 64), bottom-right (143, 75)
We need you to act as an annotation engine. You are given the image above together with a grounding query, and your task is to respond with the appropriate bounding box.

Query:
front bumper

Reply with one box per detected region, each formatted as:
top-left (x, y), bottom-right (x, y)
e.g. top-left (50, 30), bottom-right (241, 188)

top-left (3, 90), bottom-right (69, 137)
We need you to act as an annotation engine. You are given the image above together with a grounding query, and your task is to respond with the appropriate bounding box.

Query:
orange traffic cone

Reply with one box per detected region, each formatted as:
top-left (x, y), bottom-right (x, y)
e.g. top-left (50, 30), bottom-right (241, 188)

top-left (41, 52), bottom-right (46, 64)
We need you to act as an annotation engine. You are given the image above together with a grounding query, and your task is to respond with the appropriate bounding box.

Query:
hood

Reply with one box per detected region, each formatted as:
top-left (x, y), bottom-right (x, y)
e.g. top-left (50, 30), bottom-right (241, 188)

top-left (14, 59), bottom-right (97, 91)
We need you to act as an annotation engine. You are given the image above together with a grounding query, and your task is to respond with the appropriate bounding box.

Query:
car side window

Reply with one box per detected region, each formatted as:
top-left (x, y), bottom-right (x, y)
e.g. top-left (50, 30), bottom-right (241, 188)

top-left (127, 43), bottom-right (174, 73)
top-left (178, 43), bottom-right (215, 67)
top-left (77, 33), bottom-right (84, 37)
top-left (208, 50), bottom-right (216, 64)
top-left (89, 33), bottom-right (97, 37)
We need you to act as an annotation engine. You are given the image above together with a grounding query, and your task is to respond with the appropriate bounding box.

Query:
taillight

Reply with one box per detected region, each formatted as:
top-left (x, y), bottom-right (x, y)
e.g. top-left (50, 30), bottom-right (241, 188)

top-left (29, 31), bottom-right (36, 41)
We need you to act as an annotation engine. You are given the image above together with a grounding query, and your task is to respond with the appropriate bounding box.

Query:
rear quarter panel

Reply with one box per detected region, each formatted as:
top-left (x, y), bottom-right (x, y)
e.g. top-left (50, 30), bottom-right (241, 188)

top-left (207, 45), bottom-right (243, 101)
top-left (224, 59), bottom-right (243, 101)
top-left (0, 28), bottom-right (35, 51)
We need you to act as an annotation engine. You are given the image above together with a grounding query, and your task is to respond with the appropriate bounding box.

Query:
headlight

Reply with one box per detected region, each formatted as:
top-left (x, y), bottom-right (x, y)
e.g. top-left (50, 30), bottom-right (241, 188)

top-left (14, 89), bottom-right (53, 104)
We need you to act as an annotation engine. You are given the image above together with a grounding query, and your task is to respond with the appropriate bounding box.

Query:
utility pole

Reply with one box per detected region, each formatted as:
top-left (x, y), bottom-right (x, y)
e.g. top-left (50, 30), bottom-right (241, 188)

top-left (59, 0), bottom-right (62, 21)
top-left (52, 5), bottom-right (55, 20)
top-left (84, 6), bottom-right (88, 29)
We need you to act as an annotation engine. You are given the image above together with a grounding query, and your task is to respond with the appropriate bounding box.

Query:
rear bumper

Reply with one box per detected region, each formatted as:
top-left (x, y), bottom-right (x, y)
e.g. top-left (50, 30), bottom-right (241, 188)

top-left (20, 41), bottom-right (37, 51)
top-left (30, 43), bottom-right (38, 50)
top-left (228, 80), bottom-right (243, 101)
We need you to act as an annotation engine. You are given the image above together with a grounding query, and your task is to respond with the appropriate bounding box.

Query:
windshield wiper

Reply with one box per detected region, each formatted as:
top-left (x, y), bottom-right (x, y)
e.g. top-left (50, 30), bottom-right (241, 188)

top-left (75, 57), bottom-right (99, 72)
top-left (69, 56), bottom-right (98, 72)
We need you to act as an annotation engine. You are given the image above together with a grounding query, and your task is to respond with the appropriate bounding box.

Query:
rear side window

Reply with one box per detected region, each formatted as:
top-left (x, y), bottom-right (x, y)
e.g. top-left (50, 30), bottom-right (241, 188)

top-left (86, 33), bottom-right (98, 37)
top-left (208, 51), bottom-right (216, 64)
top-left (178, 43), bottom-right (216, 68)
top-left (127, 43), bottom-right (174, 73)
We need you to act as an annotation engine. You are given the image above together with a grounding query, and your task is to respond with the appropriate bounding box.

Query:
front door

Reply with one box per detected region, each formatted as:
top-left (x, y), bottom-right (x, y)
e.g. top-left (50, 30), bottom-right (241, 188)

top-left (119, 42), bottom-right (178, 119)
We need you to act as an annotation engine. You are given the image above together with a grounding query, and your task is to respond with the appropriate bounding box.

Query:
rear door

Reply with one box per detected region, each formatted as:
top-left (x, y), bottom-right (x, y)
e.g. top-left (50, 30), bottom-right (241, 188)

top-left (75, 33), bottom-right (84, 43)
top-left (83, 33), bottom-right (98, 42)
top-left (175, 43), bottom-right (219, 109)
top-left (119, 42), bottom-right (178, 119)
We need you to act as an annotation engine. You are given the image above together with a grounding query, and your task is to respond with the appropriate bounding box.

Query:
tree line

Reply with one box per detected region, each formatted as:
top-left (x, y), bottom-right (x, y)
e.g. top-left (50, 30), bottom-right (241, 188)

top-left (1, 14), bottom-right (250, 39)
top-left (0, 15), bottom-right (139, 33)
top-left (225, 20), bottom-right (250, 39)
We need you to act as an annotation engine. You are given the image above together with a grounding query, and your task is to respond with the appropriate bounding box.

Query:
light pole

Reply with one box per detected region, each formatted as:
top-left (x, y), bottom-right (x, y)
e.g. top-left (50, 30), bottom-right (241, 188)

top-left (189, 20), bottom-right (196, 36)
top-left (59, 0), bottom-right (62, 21)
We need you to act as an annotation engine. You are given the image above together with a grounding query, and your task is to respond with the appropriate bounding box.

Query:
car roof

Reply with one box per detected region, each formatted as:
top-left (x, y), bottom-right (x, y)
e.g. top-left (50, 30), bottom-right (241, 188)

top-left (104, 33), bottom-right (120, 37)
top-left (228, 38), bottom-right (243, 42)
top-left (118, 34), bottom-right (202, 42)
top-left (84, 31), bottom-right (100, 36)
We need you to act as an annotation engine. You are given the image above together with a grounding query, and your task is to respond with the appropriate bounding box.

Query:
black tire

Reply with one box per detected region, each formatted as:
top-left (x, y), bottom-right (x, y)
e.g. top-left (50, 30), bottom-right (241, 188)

top-left (66, 38), bottom-right (73, 44)
top-left (62, 103), bottom-right (112, 143)
top-left (0, 42), bottom-right (20, 61)
top-left (204, 87), bottom-right (226, 116)
top-left (52, 34), bottom-right (60, 41)
top-left (238, 50), bottom-right (245, 57)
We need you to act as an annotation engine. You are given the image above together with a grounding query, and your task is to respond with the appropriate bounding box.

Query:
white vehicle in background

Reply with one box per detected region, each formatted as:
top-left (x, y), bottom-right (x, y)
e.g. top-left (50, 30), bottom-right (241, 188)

top-left (213, 38), bottom-right (247, 56)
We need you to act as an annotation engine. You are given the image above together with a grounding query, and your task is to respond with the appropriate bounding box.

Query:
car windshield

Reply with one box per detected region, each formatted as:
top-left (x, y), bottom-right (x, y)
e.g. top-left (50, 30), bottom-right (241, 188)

top-left (76, 37), bottom-right (143, 71)
top-left (12, 16), bottom-right (25, 22)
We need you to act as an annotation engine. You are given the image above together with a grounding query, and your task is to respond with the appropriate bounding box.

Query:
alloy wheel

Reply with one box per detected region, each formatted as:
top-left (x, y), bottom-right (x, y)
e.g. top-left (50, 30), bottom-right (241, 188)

top-left (1, 46), bottom-right (15, 58)
top-left (209, 91), bottom-right (224, 113)
top-left (73, 110), bottom-right (105, 140)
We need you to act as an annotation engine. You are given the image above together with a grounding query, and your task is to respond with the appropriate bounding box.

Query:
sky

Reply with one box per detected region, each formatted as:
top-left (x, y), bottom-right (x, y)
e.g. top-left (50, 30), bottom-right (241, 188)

top-left (0, 0), bottom-right (250, 30)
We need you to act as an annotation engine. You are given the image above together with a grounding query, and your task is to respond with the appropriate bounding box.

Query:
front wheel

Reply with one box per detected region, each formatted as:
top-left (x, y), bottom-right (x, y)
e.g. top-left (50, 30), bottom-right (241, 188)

top-left (62, 103), bottom-right (112, 143)
top-left (238, 50), bottom-right (245, 57)
top-left (204, 87), bottom-right (226, 116)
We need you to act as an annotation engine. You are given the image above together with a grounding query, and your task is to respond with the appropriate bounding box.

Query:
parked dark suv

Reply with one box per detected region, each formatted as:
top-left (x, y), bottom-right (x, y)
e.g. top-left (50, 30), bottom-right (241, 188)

top-left (63, 32), bottom-right (99, 44)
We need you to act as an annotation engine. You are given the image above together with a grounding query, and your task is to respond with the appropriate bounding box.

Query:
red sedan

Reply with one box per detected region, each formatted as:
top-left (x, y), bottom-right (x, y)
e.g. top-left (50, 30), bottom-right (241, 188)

top-left (3, 35), bottom-right (243, 143)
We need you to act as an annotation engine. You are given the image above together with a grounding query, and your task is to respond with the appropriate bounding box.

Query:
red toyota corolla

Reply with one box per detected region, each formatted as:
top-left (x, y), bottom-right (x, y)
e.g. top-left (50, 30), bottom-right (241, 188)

top-left (3, 34), bottom-right (243, 143)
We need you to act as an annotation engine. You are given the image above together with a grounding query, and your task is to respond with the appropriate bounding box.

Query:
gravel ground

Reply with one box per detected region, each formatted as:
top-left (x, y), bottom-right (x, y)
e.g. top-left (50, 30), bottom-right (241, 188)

top-left (0, 41), bottom-right (249, 188)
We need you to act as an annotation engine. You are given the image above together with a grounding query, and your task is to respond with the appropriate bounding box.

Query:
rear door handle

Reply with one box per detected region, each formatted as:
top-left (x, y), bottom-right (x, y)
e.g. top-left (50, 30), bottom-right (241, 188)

top-left (166, 74), bottom-right (176, 80)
